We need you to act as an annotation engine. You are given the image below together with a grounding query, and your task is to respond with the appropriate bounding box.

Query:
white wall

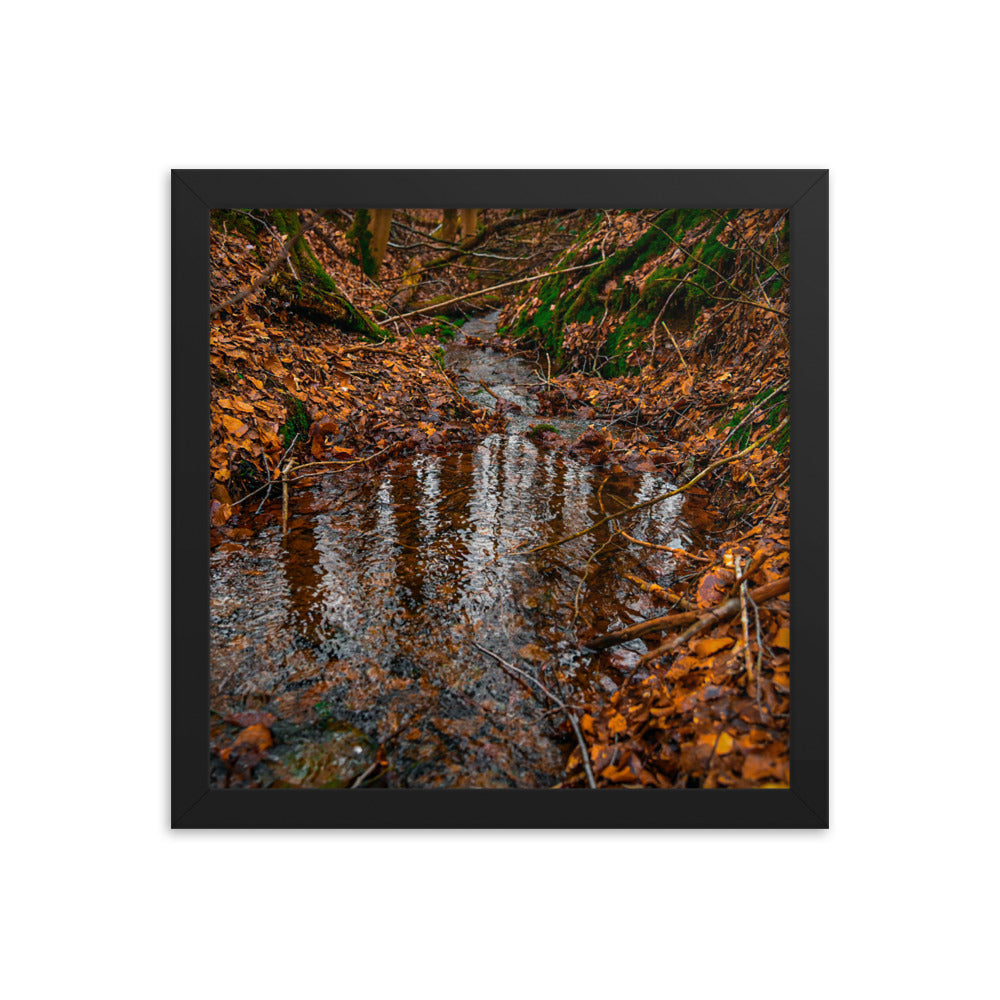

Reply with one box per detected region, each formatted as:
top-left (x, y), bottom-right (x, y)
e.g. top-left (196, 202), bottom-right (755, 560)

top-left (4, 3), bottom-right (995, 997)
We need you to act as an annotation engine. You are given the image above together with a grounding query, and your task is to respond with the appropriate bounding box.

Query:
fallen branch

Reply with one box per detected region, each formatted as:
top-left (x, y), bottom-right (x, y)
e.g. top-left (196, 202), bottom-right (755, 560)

top-left (477, 380), bottom-right (503, 403)
top-left (638, 575), bottom-right (790, 664)
top-left (587, 575), bottom-right (789, 652)
top-left (394, 262), bottom-right (601, 320)
top-left (287, 443), bottom-right (397, 481)
top-left (614, 528), bottom-right (711, 561)
top-left (586, 610), bottom-right (701, 651)
top-left (211, 212), bottom-right (326, 317)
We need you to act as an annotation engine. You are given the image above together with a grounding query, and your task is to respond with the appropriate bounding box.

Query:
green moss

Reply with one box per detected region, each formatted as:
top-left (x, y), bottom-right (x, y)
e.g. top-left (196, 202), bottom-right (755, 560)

top-left (720, 387), bottom-right (789, 452)
top-left (527, 423), bottom-right (559, 439)
top-left (279, 395), bottom-right (311, 448)
top-left (510, 209), bottom-right (748, 371)
top-left (271, 210), bottom-right (339, 295)
top-left (212, 209), bottom-right (262, 240)
top-left (413, 315), bottom-right (460, 343)
top-left (346, 208), bottom-right (377, 277)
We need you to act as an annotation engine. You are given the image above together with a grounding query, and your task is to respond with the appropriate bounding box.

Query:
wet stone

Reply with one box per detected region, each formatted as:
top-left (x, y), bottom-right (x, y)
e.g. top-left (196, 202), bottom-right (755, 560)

top-left (265, 723), bottom-right (375, 789)
top-left (387, 655), bottom-right (422, 678)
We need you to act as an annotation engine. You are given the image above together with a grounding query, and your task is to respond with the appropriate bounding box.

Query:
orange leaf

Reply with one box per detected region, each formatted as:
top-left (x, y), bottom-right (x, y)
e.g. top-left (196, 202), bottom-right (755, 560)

top-left (608, 712), bottom-right (627, 735)
top-left (221, 414), bottom-right (249, 436)
top-left (601, 763), bottom-right (637, 783)
top-left (219, 723), bottom-right (273, 763)
top-left (698, 731), bottom-right (733, 755)
top-left (773, 627), bottom-right (790, 650)
top-left (692, 636), bottom-right (735, 657)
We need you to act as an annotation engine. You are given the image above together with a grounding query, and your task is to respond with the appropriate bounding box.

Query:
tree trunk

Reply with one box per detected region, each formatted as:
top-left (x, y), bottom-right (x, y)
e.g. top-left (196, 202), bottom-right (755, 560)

top-left (369, 209), bottom-right (393, 271)
top-left (441, 209), bottom-right (458, 242)
top-left (460, 209), bottom-right (478, 238)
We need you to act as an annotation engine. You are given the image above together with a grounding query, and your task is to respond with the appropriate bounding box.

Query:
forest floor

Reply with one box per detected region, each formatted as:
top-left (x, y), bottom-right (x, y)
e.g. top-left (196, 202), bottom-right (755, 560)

top-left (209, 208), bottom-right (790, 789)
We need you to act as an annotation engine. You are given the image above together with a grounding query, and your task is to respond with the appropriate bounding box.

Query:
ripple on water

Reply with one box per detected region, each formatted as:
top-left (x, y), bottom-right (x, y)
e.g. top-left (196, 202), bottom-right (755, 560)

top-left (211, 315), bottom-right (694, 788)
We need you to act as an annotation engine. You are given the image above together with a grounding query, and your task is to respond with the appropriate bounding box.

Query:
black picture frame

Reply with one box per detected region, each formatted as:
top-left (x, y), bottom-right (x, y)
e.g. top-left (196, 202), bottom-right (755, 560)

top-left (173, 169), bottom-right (828, 829)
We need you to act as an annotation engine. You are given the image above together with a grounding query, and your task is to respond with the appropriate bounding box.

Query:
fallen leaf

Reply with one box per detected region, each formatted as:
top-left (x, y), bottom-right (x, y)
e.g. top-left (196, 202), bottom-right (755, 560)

top-left (210, 500), bottom-right (231, 526)
top-left (607, 712), bottom-right (628, 735)
top-left (692, 636), bottom-right (735, 657)
top-left (219, 722), bottom-right (273, 764)
top-left (221, 414), bottom-right (249, 436)
top-left (699, 731), bottom-right (735, 754)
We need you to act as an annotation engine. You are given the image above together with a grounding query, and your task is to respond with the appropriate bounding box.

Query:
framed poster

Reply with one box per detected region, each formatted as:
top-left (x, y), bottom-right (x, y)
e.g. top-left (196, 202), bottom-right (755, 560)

top-left (172, 169), bottom-right (828, 828)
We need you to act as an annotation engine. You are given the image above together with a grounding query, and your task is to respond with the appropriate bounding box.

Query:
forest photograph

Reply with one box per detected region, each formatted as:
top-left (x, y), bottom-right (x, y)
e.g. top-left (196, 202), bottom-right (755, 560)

top-left (207, 205), bottom-right (791, 790)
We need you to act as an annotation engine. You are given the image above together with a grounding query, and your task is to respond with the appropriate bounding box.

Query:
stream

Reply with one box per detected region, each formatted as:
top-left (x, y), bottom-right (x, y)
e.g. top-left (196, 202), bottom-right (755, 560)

top-left (210, 313), bottom-right (695, 788)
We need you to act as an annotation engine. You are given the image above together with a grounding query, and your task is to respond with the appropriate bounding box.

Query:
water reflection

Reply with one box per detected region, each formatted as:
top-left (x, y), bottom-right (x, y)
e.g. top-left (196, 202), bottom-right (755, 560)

top-left (210, 326), bottom-right (693, 787)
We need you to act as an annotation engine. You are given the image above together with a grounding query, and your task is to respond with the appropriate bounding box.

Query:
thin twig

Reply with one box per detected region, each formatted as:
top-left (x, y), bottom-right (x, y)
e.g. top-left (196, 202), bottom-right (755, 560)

top-left (662, 321), bottom-right (689, 370)
top-left (750, 593), bottom-right (764, 705)
top-left (230, 432), bottom-right (298, 509)
top-left (254, 451), bottom-right (272, 515)
top-left (350, 760), bottom-right (381, 788)
top-left (516, 418), bottom-right (788, 558)
top-left (287, 443), bottom-right (397, 480)
top-left (718, 382), bottom-right (789, 452)
top-left (736, 557), bottom-right (754, 683)
top-left (211, 212), bottom-right (326, 316)
top-left (638, 575), bottom-right (789, 665)
top-left (472, 642), bottom-right (597, 789)
top-left (394, 262), bottom-right (601, 320)
top-left (281, 465), bottom-right (290, 536)
top-left (710, 209), bottom-right (788, 282)
top-left (477, 380), bottom-right (503, 403)
top-left (613, 528), bottom-right (711, 561)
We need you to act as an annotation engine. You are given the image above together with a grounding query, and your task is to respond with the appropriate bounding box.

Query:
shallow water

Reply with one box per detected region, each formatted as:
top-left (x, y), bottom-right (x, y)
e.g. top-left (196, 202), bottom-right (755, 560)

top-left (210, 314), bottom-right (693, 787)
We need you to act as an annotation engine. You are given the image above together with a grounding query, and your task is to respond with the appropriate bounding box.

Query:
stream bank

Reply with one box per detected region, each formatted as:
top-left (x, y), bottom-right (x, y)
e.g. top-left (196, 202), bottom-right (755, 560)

top-left (209, 207), bottom-right (791, 791)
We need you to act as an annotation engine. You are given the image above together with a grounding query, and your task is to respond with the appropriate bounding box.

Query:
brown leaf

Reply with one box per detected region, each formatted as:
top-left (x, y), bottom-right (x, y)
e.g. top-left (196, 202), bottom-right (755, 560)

top-left (742, 750), bottom-right (787, 783)
top-left (210, 500), bottom-right (232, 526)
top-left (517, 643), bottom-right (548, 664)
top-left (219, 722), bottom-right (274, 765)
top-left (696, 566), bottom-right (734, 608)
